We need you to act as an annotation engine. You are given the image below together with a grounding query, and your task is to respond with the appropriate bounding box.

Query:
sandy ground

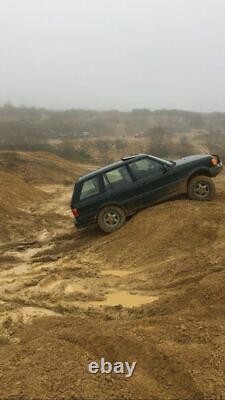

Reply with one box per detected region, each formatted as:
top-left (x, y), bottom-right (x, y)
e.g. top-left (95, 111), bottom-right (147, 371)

top-left (0, 184), bottom-right (159, 324)
top-left (0, 172), bottom-right (225, 399)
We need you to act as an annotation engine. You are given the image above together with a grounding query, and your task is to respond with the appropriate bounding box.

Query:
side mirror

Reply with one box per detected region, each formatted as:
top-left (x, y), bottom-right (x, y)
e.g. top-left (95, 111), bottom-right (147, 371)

top-left (162, 164), bottom-right (170, 173)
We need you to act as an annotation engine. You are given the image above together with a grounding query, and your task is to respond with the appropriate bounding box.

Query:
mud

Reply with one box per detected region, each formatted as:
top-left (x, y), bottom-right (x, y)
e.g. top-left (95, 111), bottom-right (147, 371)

top-left (101, 269), bottom-right (131, 277)
top-left (87, 290), bottom-right (158, 308)
top-left (0, 169), bottom-right (225, 399)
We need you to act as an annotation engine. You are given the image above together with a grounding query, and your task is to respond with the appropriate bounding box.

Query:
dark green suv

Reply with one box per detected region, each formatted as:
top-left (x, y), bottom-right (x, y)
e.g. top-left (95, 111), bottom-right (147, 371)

top-left (71, 154), bottom-right (223, 233)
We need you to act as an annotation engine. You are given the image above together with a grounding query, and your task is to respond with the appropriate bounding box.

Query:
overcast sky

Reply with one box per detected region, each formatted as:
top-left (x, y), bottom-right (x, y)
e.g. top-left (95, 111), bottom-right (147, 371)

top-left (0, 0), bottom-right (225, 111)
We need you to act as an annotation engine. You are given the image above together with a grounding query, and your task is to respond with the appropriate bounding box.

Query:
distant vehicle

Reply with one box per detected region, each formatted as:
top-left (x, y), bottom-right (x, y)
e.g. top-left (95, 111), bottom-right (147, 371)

top-left (134, 132), bottom-right (144, 138)
top-left (71, 154), bottom-right (223, 233)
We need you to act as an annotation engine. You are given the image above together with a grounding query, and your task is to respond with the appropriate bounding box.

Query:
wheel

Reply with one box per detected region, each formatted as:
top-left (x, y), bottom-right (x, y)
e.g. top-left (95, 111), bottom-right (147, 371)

top-left (97, 206), bottom-right (126, 233)
top-left (188, 175), bottom-right (215, 201)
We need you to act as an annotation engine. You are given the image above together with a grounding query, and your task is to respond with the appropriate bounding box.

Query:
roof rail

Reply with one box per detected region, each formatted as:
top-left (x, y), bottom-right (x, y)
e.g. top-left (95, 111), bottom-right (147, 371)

top-left (121, 155), bottom-right (137, 161)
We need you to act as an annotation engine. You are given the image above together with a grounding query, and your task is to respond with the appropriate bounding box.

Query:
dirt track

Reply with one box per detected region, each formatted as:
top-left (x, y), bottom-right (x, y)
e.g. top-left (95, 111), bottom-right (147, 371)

top-left (0, 170), bottom-right (225, 399)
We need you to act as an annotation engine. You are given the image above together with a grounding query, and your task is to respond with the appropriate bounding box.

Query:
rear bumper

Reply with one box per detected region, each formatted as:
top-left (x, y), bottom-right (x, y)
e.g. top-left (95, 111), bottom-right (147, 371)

top-left (74, 216), bottom-right (97, 229)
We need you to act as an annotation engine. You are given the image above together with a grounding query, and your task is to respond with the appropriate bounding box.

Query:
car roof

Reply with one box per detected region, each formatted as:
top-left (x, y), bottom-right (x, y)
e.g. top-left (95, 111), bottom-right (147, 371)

top-left (78, 154), bottom-right (148, 182)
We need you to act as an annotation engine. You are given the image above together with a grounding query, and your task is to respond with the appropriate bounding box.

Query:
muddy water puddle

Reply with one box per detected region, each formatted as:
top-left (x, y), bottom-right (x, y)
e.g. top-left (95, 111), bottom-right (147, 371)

top-left (77, 290), bottom-right (158, 308)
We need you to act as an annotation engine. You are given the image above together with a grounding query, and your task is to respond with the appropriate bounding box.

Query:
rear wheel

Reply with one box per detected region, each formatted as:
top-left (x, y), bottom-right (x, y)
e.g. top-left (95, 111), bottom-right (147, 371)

top-left (97, 206), bottom-right (126, 233)
top-left (188, 175), bottom-right (215, 201)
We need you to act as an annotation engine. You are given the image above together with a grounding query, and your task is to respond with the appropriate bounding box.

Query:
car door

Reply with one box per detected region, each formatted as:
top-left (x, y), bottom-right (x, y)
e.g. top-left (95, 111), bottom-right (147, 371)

top-left (127, 157), bottom-right (183, 206)
top-left (103, 165), bottom-right (140, 212)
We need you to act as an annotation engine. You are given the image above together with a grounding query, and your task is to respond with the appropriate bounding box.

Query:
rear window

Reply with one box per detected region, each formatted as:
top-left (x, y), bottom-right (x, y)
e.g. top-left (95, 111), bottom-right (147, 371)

top-left (80, 177), bottom-right (100, 200)
top-left (104, 166), bottom-right (132, 189)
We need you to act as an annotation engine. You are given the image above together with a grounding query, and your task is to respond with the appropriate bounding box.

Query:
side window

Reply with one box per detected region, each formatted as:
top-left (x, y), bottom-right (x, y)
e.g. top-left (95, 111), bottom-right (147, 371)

top-left (104, 166), bottom-right (132, 189)
top-left (129, 158), bottom-right (162, 180)
top-left (80, 177), bottom-right (100, 200)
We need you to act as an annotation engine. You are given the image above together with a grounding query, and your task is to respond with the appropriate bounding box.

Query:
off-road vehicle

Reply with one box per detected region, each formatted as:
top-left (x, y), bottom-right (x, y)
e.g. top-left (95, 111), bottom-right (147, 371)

top-left (71, 154), bottom-right (223, 233)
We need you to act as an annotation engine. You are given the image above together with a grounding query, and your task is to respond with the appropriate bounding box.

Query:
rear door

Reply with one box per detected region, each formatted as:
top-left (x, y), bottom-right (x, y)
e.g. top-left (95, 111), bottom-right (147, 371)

top-left (102, 165), bottom-right (140, 212)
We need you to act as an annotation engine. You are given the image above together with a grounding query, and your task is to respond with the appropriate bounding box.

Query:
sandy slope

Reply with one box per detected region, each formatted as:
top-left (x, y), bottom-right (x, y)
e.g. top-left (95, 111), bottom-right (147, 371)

top-left (0, 151), bottom-right (96, 184)
top-left (0, 151), bottom-right (96, 242)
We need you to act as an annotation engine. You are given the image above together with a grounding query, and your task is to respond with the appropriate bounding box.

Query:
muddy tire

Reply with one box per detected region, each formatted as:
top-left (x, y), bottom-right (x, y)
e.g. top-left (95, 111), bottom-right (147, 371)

top-left (97, 206), bottom-right (126, 233)
top-left (188, 175), bottom-right (215, 201)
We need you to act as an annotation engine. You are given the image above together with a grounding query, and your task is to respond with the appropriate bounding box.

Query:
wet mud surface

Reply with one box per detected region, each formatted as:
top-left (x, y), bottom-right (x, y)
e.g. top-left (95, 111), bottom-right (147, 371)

top-left (0, 175), bottom-right (225, 399)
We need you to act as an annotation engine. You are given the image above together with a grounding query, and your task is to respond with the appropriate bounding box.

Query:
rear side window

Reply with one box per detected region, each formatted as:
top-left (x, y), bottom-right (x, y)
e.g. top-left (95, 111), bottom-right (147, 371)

top-left (129, 158), bottom-right (162, 180)
top-left (104, 166), bottom-right (132, 189)
top-left (80, 177), bottom-right (100, 200)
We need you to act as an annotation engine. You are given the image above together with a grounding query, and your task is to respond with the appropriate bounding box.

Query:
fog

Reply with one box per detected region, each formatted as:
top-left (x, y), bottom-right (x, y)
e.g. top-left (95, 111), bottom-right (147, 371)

top-left (0, 0), bottom-right (225, 111)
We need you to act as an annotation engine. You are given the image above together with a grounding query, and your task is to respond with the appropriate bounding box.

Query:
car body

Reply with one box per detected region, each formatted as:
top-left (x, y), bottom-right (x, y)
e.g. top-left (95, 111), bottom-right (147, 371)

top-left (71, 153), bottom-right (223, 232)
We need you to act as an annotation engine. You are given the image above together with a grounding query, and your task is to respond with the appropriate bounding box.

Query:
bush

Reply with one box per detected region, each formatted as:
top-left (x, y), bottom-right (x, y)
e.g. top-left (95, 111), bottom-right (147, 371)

top-left (94, 139), bottom-right (111, 151)
top-left (115, 138), bottom-right (126, 150)
top-left (148, 133), bottom-right (195, 159)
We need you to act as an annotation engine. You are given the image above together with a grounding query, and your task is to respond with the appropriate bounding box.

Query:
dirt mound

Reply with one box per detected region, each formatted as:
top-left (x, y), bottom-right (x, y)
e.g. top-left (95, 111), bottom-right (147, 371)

top-left (0, 151), bottom-right (96, 184)
top-left (97, 200), bottom-right (225, 266)
top-left (93, 190), bottom-right (225, 270)
top-left (0, 170), bottom-right (45, 210)
top-left (0, 170), bottom-right (48, 242)
top-left (0, 151), bottom-right (98, 242)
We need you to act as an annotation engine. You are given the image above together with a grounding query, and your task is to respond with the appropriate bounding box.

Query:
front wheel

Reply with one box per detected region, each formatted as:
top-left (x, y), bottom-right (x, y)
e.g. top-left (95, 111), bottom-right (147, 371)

top-left (188, 176), bottom-right (215, 201)
top-left (97, 206), bottom-right (126, 233)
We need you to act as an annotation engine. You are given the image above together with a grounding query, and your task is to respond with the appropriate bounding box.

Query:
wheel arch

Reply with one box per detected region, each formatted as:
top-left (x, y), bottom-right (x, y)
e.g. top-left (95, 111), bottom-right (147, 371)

top-left (97, 202), bottom-right (128, 217)
top-left (187, 168), bottom-right (211, 187)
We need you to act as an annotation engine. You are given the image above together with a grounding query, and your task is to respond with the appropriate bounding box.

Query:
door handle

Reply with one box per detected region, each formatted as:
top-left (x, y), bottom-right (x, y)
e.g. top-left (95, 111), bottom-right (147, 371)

top-left (138, 181), bottom-right (148, 186)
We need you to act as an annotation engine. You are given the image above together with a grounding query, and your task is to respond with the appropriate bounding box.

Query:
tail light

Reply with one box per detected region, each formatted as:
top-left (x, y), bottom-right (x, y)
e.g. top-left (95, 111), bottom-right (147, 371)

top-left (72, 208), bottom-right (80, 217)
top-left (211, 155), bottom-right (219, 166)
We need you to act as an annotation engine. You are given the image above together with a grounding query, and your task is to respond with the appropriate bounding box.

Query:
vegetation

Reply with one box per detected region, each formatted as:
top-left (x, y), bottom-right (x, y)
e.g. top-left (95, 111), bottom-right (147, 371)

top-left (0, 104), bottom-right (225, 140)
top-left (204, 132), bottom-right (225, 161)
top-left (0, 104), bottom-right (224, 163)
